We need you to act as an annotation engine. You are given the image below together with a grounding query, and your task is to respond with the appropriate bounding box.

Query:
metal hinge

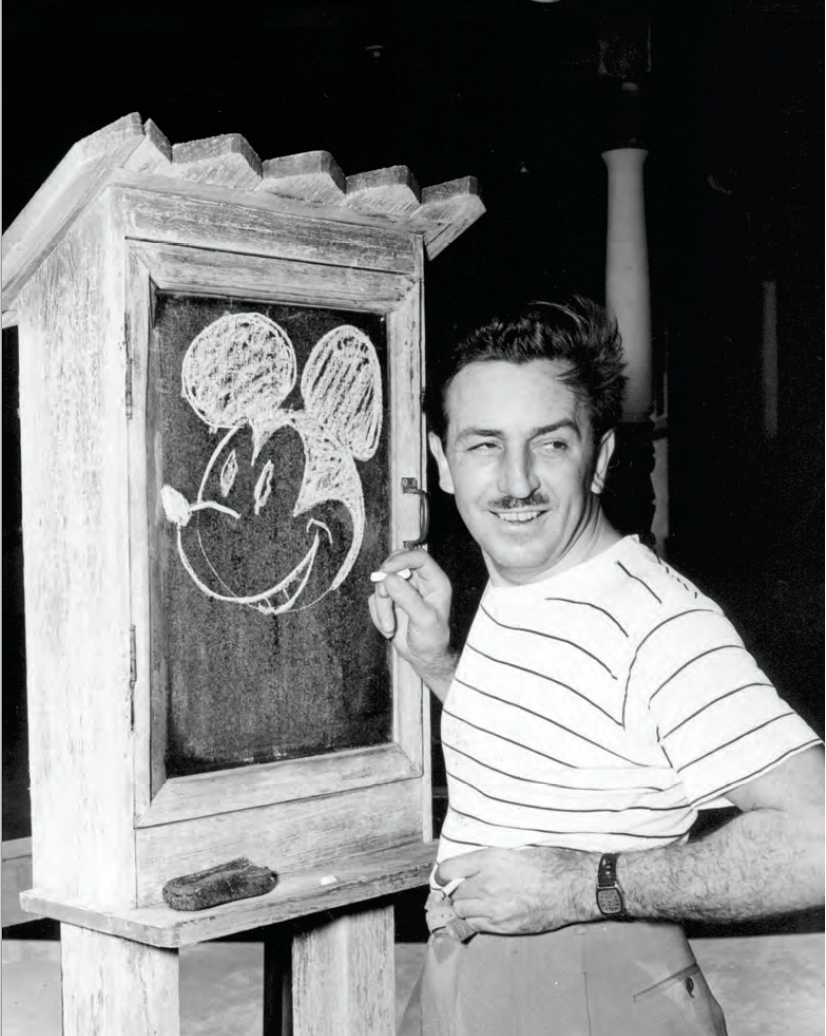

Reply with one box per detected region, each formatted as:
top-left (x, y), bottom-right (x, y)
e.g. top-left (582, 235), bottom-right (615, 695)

top-left (129, 625), bottom-right (137, 730)
top-left (124, 314), bottom-right (133, 420)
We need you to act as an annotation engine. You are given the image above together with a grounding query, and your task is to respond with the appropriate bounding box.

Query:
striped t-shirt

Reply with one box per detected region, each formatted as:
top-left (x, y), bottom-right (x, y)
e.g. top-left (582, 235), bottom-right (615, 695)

top-left (437, 535), bottom-right (819, 867)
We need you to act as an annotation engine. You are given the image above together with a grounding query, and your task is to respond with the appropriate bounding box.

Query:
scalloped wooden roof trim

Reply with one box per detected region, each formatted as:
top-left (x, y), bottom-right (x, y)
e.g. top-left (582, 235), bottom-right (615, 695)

top-left (2, 113), bottom-right (484, 312)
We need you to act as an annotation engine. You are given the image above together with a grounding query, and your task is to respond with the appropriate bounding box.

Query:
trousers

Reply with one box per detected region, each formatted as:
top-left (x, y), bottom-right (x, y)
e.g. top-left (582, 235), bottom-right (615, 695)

top-left (398, 917), bottom-right (728, 1036)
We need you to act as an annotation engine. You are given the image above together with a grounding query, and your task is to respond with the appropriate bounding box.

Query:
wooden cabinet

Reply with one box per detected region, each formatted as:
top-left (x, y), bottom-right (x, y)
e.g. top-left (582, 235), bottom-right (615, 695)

top-left (3, 113), bottom-right (482, 1034)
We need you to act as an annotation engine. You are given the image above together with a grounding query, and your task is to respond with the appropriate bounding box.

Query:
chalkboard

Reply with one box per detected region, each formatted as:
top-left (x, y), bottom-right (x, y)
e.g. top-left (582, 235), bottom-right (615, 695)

top-left (149, 292), bottom-right (392, 780)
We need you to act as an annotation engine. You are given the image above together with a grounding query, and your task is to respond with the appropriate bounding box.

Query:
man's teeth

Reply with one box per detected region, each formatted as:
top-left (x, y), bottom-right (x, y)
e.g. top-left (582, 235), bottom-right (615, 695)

top-left (498, 511), bottom-right (541, 523)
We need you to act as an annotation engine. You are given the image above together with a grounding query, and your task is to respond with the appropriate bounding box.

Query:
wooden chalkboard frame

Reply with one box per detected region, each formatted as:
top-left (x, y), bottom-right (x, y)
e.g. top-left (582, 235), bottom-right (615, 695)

top-left (126, 241), bottom-right (428, 856)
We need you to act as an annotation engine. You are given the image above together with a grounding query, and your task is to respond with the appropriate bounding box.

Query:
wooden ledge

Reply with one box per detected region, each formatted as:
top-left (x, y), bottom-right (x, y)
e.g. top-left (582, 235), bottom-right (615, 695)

top-left (19, 840), bottom-right (438, 949)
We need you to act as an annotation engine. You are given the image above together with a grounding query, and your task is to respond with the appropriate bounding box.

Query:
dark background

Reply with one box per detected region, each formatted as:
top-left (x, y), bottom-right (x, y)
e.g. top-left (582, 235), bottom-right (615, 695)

top-left (3, 0), bottom-right (822, 862)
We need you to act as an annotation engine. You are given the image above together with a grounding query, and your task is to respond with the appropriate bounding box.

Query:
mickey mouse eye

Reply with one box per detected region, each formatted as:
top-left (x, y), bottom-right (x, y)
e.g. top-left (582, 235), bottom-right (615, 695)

top-left (220, 449), bottom-right (238, 497)
top-left (254, 460), bottom-right (275, 515)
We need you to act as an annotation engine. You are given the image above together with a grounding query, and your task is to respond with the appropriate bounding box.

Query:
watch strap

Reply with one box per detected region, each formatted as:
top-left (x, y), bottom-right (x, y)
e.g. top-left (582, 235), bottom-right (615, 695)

top-left (597, 851), bottom-right (620, 889)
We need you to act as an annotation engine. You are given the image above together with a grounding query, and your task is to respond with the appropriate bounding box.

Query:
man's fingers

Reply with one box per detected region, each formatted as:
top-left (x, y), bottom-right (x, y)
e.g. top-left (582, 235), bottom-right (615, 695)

top-left (435, 853), bottom-right (483, 887)
top-left (373, 549), bottom-right (451, 595)
top-left (368, 590), bottom-right (396, 639)
top-left (379, 572), bottom-right (441, 629)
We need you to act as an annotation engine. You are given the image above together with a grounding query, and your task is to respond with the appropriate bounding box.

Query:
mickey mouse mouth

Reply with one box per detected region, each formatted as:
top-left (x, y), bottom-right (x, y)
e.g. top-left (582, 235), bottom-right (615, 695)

top-left (252, 518), bottom-right (333, 615)
top-left (167, 501), bottom-right (335, 615)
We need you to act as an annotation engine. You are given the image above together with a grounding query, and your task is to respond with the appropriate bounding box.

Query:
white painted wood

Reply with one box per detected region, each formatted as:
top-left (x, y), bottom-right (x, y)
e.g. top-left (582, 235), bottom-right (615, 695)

top-left (3, 113), bottom-right (485, 313)
top-left (21, 840), bottom-right (438, 948)
top-left (2, 838), bottom-right (36, 926)
top-left (418, 177), bottom-right (485, 259)
top-left (17, 193), bottom-right (137, 908)
top-left (130, 239), bottom-right (414, 311)
top-left (61, 923), bottom-right (179, 1036)
top-left (260, 150), bottom-right (346, 204)
top-left (346, 167), bottom-right (422, 218)
top-left (137, 745), bottom-right (419, 827)
top-left (122, 118), bottom-right (173, 174)
top-left (1, 114), bottom-right (145, 311)
top-left (170, 134), bottom-right (262, 190)
top-left (388, 280), bottom-right (427, 780)
top-left (292, 903), bottom-right (395, 1036)
top-left (119, 184), bottom-right (421, 274)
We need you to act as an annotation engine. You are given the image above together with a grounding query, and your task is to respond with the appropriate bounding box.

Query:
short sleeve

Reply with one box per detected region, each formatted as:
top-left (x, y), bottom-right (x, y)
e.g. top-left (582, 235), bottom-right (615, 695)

top-left (629, 607), bottom-right (821, 807)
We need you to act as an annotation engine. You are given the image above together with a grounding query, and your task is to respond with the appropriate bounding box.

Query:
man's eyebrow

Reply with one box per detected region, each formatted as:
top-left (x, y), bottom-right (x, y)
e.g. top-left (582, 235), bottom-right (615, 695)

top-left (531, 420), bottom-right (582, 440)
top-left (454, 420), bottom-right (583, 443)
top-left (454, 427), bottom-right (505, 443)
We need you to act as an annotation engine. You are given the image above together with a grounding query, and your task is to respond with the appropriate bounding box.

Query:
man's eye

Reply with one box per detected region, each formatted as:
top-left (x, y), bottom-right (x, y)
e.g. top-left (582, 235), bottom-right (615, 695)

top-left (254, 461), bottom-right (275, 515)
top-left (538, 439), bottom-right (568, 454)
top-left (220, 449), bottom-right (238, 496)
top-left (469, 441), bottom-right (498, 454)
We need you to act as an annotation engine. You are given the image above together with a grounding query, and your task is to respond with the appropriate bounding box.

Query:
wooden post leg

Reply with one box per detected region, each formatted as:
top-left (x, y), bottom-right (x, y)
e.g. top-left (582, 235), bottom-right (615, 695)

top-left (263, 925), bottom-right (293, 1036)
top-left (60, 923), bottom-right (180, 1036)
top-left (291, 901), bottom-right (395, 1036)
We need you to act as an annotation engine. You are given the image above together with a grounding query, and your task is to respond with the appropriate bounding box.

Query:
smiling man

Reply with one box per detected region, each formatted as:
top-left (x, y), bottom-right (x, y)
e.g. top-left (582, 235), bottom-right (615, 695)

top-left (369, 298), bottom-right (823, 1036)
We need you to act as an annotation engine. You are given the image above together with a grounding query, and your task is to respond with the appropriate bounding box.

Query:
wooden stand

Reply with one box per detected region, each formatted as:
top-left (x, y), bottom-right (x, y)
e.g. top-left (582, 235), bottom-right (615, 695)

top-left (4, 114), bottom-right (482, 1036)
top-left (23, 841), bottom-right (436, 1035)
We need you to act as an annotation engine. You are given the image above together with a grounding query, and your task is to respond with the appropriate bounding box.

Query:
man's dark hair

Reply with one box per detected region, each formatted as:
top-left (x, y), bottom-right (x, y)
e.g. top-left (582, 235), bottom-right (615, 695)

top-left (425, 297), bottom-right (626, 444)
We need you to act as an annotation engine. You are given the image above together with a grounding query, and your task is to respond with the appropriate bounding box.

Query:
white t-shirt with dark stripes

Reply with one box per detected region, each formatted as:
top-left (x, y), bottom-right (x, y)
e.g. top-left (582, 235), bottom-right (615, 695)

top-left (437, 535), bottom-right (820, 867)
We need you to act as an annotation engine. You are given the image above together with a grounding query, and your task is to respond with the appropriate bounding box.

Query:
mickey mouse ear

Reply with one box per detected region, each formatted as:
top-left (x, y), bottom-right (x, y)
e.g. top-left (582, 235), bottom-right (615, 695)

top-left (182, 313), bottom-right (297, 430)
top-left (301, 326), bottom-right (383, 460)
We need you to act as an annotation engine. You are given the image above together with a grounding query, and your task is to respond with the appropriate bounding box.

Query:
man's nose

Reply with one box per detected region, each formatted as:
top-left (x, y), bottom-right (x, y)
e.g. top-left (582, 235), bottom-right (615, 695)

top-left (497, 445), bottom-right (539, 499)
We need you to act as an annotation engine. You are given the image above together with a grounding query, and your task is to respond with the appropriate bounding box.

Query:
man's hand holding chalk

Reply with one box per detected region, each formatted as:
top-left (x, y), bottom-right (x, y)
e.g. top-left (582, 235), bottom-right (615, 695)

top-left (367, 549), bottom-right (456, 702)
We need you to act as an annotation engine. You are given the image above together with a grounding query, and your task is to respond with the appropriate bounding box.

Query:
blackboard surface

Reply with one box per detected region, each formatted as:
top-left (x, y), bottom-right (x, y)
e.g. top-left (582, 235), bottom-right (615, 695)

top-left (150, 293), bottom-right (392, 779)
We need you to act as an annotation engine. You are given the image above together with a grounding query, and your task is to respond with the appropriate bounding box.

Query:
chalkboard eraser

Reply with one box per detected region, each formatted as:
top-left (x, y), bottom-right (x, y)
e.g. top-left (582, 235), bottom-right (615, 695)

top-left (162, 857), bottom-right (277, 911)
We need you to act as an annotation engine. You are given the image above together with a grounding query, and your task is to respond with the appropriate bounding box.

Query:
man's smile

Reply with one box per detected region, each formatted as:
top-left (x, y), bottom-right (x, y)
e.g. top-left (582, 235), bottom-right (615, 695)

top-left (493, 509), bottom-right (545, 524)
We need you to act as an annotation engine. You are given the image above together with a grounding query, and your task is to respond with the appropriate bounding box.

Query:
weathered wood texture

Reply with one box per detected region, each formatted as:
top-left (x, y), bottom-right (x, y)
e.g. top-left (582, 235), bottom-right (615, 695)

top-left (134, 779), bottom-right (424, 907)
top-left (2, 837), bottom-right (36, 927)
top-left (21, 840), bottom-right (438, 948)
top-left (17, 195), bottom-right (137, 907)
top-left (2, 112), bottom-right (484, 313)
top-left (124, 240), bottom-right (427, 857)
top-left (346, 166), bottom-right (422, 217)
top-left (388, 282), bottom-right (433, 842)
top-left (119, 186), bottom-right (421, 275)
top-left (130, 239), bottom-right (414, 311)
top-left (61, 923), bottom-right (180, 1036)
top-left (170, 133), bottom-right (263, 189)
top-left (292, 903), bottom-right (395, 1036)
top-left (261, 150), bottom-right (346, 204)
top-left (418, 177), bottom-right (486, 259)
top-left (2, 113), bottom-right (145, 311)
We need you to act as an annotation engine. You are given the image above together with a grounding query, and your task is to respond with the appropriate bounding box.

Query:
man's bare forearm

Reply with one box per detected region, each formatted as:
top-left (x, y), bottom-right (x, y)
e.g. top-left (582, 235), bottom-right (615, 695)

top-left (613, 805), bottom-right (824, 923)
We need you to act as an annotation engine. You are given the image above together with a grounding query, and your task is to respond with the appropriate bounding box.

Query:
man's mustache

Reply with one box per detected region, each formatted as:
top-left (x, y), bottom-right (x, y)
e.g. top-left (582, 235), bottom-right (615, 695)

top-left (488, 492), bottom-right (551, 511)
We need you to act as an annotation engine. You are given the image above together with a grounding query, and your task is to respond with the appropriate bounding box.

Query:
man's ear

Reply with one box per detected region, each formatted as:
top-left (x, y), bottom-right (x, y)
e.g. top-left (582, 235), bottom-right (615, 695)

top-left (590, 429), bottom-right (616, 495)
top-left (428, 432), bottom-right (455, 494)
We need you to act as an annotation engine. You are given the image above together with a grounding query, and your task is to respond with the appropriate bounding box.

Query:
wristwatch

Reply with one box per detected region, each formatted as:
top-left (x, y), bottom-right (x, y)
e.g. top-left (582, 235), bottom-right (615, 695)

top-left (596, 852), bottom-right (627, 919)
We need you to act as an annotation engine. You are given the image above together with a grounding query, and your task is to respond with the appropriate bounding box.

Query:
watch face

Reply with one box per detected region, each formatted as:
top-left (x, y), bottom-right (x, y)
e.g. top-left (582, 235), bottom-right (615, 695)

top-left (597, 887), bottom-right (623, 915)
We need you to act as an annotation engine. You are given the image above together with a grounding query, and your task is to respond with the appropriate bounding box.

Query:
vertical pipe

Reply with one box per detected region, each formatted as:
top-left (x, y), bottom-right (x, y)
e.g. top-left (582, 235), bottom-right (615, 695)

top-left (602, 147), bottom-right (652, 422)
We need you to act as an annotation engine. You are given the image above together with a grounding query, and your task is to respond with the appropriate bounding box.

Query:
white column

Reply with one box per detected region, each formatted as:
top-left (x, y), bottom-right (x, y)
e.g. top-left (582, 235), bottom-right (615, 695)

top-left (602, 147), bottom-right (652, 422)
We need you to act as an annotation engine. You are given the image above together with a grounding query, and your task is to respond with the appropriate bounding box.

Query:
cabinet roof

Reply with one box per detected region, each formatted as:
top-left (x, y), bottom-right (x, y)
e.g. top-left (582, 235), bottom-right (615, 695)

top-left (2, 113), bottom-right (484, 316)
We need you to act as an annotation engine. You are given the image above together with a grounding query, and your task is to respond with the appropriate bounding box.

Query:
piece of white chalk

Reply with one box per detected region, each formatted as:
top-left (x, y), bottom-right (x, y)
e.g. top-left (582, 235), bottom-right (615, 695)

top-left (440, 877), bottom-right (465, 897)
top-left (370, 568), bottom-right (412, 582)
top-left (319, 875), bottom-right (338, 886)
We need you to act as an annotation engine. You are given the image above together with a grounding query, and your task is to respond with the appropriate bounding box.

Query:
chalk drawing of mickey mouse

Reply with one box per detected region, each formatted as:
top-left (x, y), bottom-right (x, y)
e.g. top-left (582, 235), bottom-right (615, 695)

top-left (161, 312), bottom-right (383, 615)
